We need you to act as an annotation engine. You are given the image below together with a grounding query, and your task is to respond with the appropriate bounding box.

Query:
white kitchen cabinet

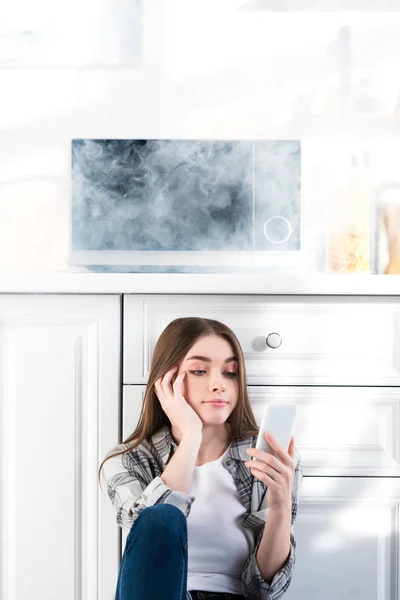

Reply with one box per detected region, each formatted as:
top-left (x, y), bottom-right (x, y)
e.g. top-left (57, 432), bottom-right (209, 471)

top-left (118, 294), bottom-right (400, 600)
top-left (123, 295), bottom-right (400, 386)
top-left (121, 386), bottom-right (400, 599)
top-left (0, 294), bottom-right (121, 600)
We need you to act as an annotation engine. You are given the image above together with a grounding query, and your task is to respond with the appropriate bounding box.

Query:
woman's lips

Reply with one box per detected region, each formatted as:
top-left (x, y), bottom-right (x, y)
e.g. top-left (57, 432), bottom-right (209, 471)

top-left (205, 401), bottom-right (228, 407)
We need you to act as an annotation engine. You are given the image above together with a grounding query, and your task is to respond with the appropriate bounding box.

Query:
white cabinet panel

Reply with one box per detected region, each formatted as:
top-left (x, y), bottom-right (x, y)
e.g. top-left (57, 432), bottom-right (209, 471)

top-left (284, 477), bottom-right (400, 600)
top-left (250, 386), bottom-right (400, 477)
top-left (0, 295), bottom-right (120, 600)
top-left (123, 385), bottom-right (400, 477)
top-left (123, 295), bottom-right (400, 386)
top-left (123, 385), bottom-right (145, 441)
top-left (122, 387), bottom-right (400, 600)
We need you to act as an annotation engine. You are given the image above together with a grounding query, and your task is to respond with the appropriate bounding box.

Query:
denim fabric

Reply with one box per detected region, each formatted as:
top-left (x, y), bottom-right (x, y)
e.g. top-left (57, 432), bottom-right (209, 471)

top-left (189, 592), bottom-right (245, 600)
top-left (115, 504), bottom-right (245, 600)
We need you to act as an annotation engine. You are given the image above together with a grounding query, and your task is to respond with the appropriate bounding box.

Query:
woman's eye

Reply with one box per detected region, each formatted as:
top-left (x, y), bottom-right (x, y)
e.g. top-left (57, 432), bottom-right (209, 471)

top-left (189, 370), bottom-right (238, 378)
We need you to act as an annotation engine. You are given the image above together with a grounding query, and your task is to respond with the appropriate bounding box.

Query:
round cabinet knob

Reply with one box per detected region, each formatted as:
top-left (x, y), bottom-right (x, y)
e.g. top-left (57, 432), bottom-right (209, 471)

top-left (266, 333), bottom-right (282, 349)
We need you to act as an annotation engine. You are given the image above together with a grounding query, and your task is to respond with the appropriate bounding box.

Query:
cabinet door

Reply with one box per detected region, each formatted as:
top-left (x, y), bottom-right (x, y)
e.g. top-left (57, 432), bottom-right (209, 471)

top-left (0, 294), bottom-right (120, 600)
top-left (283, 476), bottom-right (400, 600)
top-left (123, 386), bottom-right (400, 600)
top-left (123, 295), bottom-right (400, 386)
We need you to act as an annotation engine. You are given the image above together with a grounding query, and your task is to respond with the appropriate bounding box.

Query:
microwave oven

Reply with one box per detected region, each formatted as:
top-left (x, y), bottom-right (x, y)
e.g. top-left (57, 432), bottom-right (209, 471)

top-left (70, 138), bottom-right (302, 273)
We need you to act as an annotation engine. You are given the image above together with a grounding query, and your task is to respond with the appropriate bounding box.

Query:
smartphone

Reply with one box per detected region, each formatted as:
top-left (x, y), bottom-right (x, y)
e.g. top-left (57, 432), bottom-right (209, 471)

top-left (252, 403), bottom-right (298, 460)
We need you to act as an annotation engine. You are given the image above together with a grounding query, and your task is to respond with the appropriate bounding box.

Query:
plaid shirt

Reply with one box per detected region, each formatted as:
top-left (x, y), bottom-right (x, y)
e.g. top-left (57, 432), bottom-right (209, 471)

top-left (101, 424), bottom-right (303, 600)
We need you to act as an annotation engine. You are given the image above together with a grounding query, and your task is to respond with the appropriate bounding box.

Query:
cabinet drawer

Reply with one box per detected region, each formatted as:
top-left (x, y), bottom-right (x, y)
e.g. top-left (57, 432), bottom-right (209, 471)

top-left (122, 385), bottom-right (400, 477)
top-left (123, 295), bottom-right (400, 386)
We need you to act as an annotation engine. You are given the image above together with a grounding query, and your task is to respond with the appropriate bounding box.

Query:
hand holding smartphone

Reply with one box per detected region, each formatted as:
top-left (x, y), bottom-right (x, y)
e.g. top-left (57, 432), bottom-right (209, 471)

top-left (252, 403), bottom-right (298, 461)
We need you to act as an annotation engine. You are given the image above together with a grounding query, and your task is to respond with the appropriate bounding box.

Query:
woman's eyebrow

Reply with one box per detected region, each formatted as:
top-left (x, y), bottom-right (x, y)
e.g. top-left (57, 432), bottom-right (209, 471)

top-left (186, 355), bottom-right (238, 364)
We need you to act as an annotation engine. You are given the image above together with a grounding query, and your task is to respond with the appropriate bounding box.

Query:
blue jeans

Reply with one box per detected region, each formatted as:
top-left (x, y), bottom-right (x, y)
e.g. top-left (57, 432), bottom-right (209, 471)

top-left (115, 504), bottom-right (246, 600)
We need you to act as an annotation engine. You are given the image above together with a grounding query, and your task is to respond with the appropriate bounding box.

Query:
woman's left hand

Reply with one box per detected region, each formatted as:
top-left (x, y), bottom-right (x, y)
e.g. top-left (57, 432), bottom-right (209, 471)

top-left (244, 432), bottom-right (296, 512)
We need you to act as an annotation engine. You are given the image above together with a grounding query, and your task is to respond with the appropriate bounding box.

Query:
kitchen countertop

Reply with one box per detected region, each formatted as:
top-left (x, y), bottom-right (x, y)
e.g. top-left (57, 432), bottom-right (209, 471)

top-left (0, 273), bottom-right (399, 295)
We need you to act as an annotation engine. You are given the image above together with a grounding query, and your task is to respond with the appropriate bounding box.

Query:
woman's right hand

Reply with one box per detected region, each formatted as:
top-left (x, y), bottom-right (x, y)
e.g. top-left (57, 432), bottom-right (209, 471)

top-left (154, 366), bottom-right (203, 438)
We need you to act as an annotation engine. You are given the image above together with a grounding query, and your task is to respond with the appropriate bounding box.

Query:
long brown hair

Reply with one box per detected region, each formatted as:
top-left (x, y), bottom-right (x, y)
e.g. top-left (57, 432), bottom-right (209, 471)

top-left (98, 317), bottom-right (259, 486)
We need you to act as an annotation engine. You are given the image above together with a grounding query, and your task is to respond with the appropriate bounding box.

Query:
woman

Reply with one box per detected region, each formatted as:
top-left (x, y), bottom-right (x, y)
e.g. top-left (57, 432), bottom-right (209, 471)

top-left (99, 317), bottom-right (303, 600)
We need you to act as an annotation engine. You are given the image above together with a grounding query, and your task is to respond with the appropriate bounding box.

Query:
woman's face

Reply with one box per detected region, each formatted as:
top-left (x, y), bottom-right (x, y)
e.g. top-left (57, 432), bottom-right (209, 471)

top-left (175, 335), bottom-right (239, 423)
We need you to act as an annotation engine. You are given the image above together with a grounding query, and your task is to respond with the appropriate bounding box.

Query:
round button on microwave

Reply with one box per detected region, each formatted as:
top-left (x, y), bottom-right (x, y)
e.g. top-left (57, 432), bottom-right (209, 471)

top-left (263, 216), bottom-right (292, 244)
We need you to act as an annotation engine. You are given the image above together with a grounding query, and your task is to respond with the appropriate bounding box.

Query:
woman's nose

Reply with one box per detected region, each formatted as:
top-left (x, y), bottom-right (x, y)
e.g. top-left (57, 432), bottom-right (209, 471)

top-left (210, 379), bottom-right (225, 391)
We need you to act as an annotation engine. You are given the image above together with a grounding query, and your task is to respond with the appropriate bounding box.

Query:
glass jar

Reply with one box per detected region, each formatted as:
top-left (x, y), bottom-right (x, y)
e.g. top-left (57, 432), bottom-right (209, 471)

top-left (327, 152), bottom-right (371, 274)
